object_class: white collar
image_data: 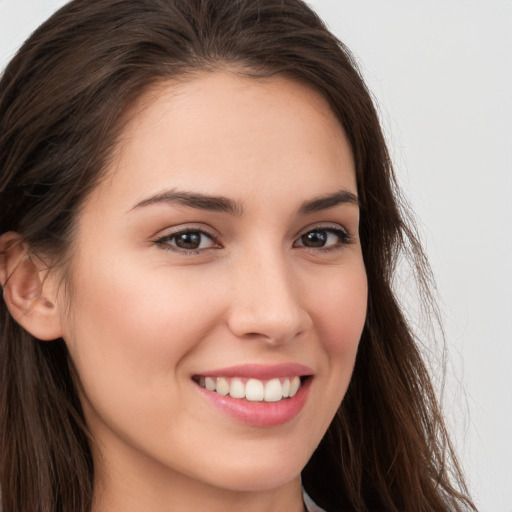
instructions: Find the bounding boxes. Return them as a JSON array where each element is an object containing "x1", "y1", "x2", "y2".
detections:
[{"x1": 302, "y1": 487, "x2": 328, "y2": 512}]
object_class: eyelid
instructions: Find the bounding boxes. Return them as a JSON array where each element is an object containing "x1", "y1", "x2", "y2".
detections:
[
  {"x1": 296, "y1": 222, "x2": 352, "y2": 237},
  {"x1": 154, "y1": 225, "x2": 221, "y2": 253},
  {"x1": 152, "y1": 222, "x2": 354, "y2": 255},
  {"x1": 293, "y1": 223, "x2": 354, "y2": 249}
]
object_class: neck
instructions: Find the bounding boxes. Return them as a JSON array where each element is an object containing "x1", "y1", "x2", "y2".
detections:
[{"x1": 93, "y1": 473, "x2": 306, "y2": 512}]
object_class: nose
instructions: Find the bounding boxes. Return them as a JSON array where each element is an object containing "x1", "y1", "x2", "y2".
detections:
[{"x1": 226, "y1": 250, "x2": 312, "y2": 345}]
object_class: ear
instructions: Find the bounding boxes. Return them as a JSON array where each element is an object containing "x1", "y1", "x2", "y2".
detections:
[{"x1": 0, "y1": 232, "x2": 63, "y2": 341}]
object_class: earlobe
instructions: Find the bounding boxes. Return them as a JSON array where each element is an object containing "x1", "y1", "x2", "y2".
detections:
[{"x1": 0, "y1": 232, "x2": 63, "y2": 341}]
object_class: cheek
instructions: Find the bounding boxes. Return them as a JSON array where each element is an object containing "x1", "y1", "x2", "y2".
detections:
[
  {"x1": 295, "y1": 261, "x2": 367, "y2": 446},
  {"x1": 62, "y1": 257, "x2": 225, "y2": 390},
  {"x1": 306, "y1": 259, "x2": 367, "y2": 423},
  {"x1": 309, "y1": 263, "x2": 367, "y2": 356},
  {"x1": 60, "y1": 259, "x2": 231, "y2": 452}
]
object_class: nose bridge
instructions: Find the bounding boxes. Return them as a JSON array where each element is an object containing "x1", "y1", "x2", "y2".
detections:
[{"x1": 227, "y1": 243, "x2": 310, "y2": 343}]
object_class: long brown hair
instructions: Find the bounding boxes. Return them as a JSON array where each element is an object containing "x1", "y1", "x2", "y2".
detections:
[{"x1": 0, "y1": 1, "x2": 476, "y2": 510}]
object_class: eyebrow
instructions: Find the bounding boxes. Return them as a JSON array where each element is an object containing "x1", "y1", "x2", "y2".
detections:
[
  {"x1": 130, "y1": 190, "x2": 244, "y2": 215},
  {"x1": 130, "y1": 188, "x2": 359, "y2": 215},
  {"x1": 298, "y1": 189, "x2": 360, "y2": 215}
]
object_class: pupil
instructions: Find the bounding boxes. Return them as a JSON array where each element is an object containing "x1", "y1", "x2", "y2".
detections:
[
  {"x1": 302, "y1": 230, "x2": 326, "y2": 247},
  {"x1": 176, "y1": 232, "x2": 201, "y2": 249}
]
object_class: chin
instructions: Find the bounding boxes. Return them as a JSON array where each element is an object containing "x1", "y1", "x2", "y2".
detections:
[{"x1": 194, "y1": 450, "x2": 308, "y2": 492}]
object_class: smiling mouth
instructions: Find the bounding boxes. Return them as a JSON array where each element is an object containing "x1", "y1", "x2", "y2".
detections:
[{"x1": 192, "y1": 375, "x2": 310, "y2": 403}]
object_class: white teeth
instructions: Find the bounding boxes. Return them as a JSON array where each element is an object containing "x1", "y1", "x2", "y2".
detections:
[
  {"x1": 289, "y1": 376, "x2": 300, "y2": 397},
  {"x1": 216, "y1": 377, "x2": 229, "y2": 396},
  {"x1": 205, "y1": 377, "x2": 216, "y2": 391},
  {"x1": 229, "y1": 377, "x2": 245, "y2": 399},
  {"x1": 282, "y1": 378, "x2": 290, "y2": 397},
  {"x1": 245, "y1": 378, "x2": 265, "y2": 401},
  {"x1": 197, "y1": 375, "x2": 304, "y2": 402},
  {"x1": 264, "y1": 378, "x2": 283, "y2": 402}
]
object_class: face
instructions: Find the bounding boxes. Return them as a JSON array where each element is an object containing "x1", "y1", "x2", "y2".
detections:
[{"x1": 57, "y1": 72, "x2": 367, "y2": 500}]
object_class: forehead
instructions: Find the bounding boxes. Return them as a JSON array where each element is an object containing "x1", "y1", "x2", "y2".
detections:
[{"x1": 93, "y1": 71, "x2": 356, "y2": 211}]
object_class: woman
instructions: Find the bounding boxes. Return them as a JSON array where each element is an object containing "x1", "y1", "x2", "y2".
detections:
[{"x1": 0, "y1": 0, "x2": 477, "y2": 510}]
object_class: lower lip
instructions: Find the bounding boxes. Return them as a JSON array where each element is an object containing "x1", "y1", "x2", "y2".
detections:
[{"x1": 194, "y1": 378, "x2": 312, "y2": 427}]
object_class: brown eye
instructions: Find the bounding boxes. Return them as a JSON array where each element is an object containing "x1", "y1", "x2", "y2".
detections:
[
  {"x1": 156, "y1": 229, "x2": 218, "y2": 253},
  {"x1": 301, "y1": 230, "x2": 328, "y2": 247},
  {"x1": 175, "y1": 232, "x2": 202, "y2": 249},
  {"x1": 295, "y1": 227, "x2": 351, "y2": 249}
]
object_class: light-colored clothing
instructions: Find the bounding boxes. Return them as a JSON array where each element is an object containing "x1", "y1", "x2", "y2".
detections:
[{"x1": 302, "y1": 487, "x2": 328, "y2": 512}]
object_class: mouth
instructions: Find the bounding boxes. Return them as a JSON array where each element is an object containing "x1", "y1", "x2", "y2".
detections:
[
  {"x1": 192, "y1": 375, "x2": 310, "y2": 403},
  {"x1": 191, "y1": 364, "x2": 313, "y2": 427}
]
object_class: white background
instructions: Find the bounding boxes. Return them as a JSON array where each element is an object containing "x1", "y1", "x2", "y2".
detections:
[{"x1": 1, "y1": 1, "x2": 511, "y2": 510}]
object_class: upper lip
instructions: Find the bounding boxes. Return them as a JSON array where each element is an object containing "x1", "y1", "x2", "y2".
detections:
[{"x1": 195, "y1": 363, "x2": 314, "y2": 380}]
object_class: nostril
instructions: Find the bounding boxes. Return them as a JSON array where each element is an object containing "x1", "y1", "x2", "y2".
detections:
[{"x1": 227, "y1": 302, "x2": 312, "y2": 344}]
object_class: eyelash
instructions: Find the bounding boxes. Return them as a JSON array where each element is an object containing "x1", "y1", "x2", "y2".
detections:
[
  {"x1": 293, "y1": 226, "x2": 353, "y2": 252},
  {"x1": 154, "y1": 227, "x2": 220, "y2": 254},
  {"x1": 154, "y1": 225, "x2": 353, "y2": 255}
]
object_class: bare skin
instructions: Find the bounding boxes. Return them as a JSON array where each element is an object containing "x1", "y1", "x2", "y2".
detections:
[{"x1": 1, "y1": 72, "x2": 367, "y2": 512}]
